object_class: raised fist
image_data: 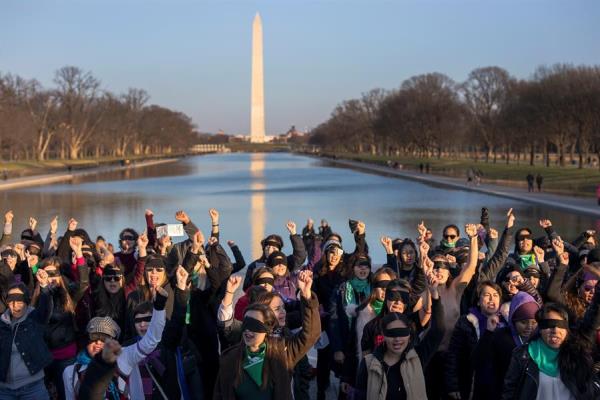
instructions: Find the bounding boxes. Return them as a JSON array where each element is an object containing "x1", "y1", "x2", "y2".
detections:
[{"x1": 175, "y1": 210, "x2": 190, "y2": 225}]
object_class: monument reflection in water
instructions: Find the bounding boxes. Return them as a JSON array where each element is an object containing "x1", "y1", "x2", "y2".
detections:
[{"x1": 250, "y1": 153, "x2": 266, "y2": 260}]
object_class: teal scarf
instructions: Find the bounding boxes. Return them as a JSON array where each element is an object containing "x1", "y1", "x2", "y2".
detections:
[
  {"x1": 76, "y1": 350, "x2": 92, "y2": 366},
  {"x1": 372, "y1": 299, "x2": 384, "y2": 315},
  {"x1": 345, "y1": 278, "x2": 370, "y2": 306},
  {"x1": 519, "y1": 254, "x2": 536, "y2": 270},
  {"x1": 244, "y1": 342, "x2": 267, "y2": 387},
  {"x1": 528, "y1": 338, "x2": 559, "y2": 377},
  {"x1": 350, "y1": 277, "x2": 370, "y2": 294},
  {"x1": 441, "y1": 239, "x2": 456, "y2": 249}
]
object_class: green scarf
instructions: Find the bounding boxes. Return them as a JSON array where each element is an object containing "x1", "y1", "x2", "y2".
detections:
[
  {"x1": 345, "y1": 278, "x2": 370, "y2": 307},
  {"x1": 244, "y1": 342, "x2": 267, "y2": 387},
  {"x1": 372, "y1": 299, "x2": 384, "y2": 315},
  {"x1": 441, "y1": 239, "x2": 456, "y2": 249},
  {"x1": 528, "y1": 338, "x2": 559, "y2": 377},
  {"x1": 350, "y1": 277, "x2": 370, "y2": 294},
  {"x1": 519, "y1": 254, "x2": 536, "y2": 270},
  {"x1": 31, "y1": 264, "x2": 39, "y2": 276}
]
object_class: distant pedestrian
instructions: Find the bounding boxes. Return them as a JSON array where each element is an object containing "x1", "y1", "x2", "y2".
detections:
[
  {"x1": 536, "y1": 173, "x2": 543, "y2": 192},
  {"x1": 467, "y1": 168, "x2": 474, "y2": 185},
  {"x1": 419, "y1": 163, "x2": 424, "y2": 173},
  {"x1": 2, "y1": 169, "x2": 7, "y2": 181},
  {"x1": 425, "y1": 163, "x2": 430, "y2": 174},
  {"x1": 596, "y1": 184, "x2": 600, "y2": 206},
  {"x1": 475, "y1": 169, "x2": 483, "y2": 186},
  {"x1": 526, "y1": 173, "x2": 534, "y2": 192}
]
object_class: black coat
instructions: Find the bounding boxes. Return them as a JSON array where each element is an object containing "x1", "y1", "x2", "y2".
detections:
[
  {"x1": 0, "y1": 287, "x2": 53, "y2": 383},
  {"x1": 472, "y1": 327, "x2": 519, "y2": 400},
  {"x1": 445, "y1": 314, "x2": 478, "y2": 398}
]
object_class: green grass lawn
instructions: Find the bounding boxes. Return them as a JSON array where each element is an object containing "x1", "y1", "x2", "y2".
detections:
[
  {"x1": 226, "y1": 142, "x2": 290, "y2": 152},
  {"x1": 325, "y1": 152, "x2": 600, "y2": 196},
  {"x1": 0, "y1": 153, "x2": 184, "y2": 178}
]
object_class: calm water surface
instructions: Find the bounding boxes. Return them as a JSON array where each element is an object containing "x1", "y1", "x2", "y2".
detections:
[{"x1": 2, "y1": 153, "x2": 598, "y2": 263}]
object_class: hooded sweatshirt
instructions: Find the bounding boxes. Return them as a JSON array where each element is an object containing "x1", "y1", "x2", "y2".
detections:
[
  {"x1": 508, "y1": 292, "x2": 540, "y2": 346},
  {"x1": 0, "y1": 307, "x2": 45, "y2": 389}
]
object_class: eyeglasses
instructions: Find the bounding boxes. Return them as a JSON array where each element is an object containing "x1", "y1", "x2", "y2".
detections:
[
  {"x1": 443, "y1": 234, "x2": 457, "y2": 240},
  {"x1": 583, "y1": 285, "x2": 596, "y2": 293},
  {"x1": 121, "y1": 236, "x2": 135, "y2": 241},
  {"x1": 505, "y1": 275, "x2": 521, "y2": 283},
  {"x1": 103, "y1": 275, "x2": 121, "y2": 282}
]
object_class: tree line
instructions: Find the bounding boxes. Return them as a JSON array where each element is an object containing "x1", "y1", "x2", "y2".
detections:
[
  {"x1": 309, "y1": 64, "x2": 600, "y2": 169},
  {"x1": 0, "y1": 66, "x2": 199, "y2": 161}
]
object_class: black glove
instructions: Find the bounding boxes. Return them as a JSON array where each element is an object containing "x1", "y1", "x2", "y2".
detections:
[{"x1": 153, "y1": 290, "x2": 168, "y2": 311}]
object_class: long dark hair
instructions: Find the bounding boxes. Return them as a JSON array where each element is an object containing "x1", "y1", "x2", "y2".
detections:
[
  {"x1": 357, "y1": 267, "x2": 397, "y2": 313},
  {"x1": 31, "y1": 261, "x2": 76, "y2": 314},
  {"x1": 398, "y1": 239, "x2": 419, "y2": 268},
  {"x1": 532, "y1": 303, "x2": 598, "y2": 397},
  {"x1": 233, "y1": 303, "x2": 286, "y2": 390},
  {"x1": 318, "y1": 245, "x2": 350, "y2": 278}
]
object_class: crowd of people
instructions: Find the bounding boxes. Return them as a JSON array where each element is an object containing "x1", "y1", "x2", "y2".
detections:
[{"x1": 1, "y1": 206, "x2": 600, "y2": 400}]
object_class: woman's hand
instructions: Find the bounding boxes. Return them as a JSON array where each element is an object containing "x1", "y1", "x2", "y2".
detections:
[{"x1": 297, "y1": 270, "x2": 313, "y2": 299}]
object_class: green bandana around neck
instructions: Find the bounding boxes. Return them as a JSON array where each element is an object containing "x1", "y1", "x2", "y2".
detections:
[
  {"x1": 528, "y1": 338, "x2": 559, "y2": 377},
  {"x1": 519, "y1": 254, "x2": 536, "y2": 270},
  {"x1": 441, "y1": 239, "x2": 456, "y2": 249},
  {"x1": 350, "y1": 277, "x2": 370, "y2": 294},
  {"x1": 244, "y1": 342, "x2": 267, "y2": 387},
  {"x1": 372, "y1": 299, "x2": 384, "y2": 315},
  {"x1": 31, "y1": 264, "x2": 39, "y2": 276}
]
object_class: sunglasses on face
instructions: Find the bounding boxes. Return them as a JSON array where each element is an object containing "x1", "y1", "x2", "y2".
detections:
[
  {"x1": 134, "y1": 315, "x2": 152, "y2": 324},
  {"x1": 103, "y1": 275, "x2": 122, "y2": 282},
  {"x1": 443, "y1": 234, "x2": 457, "y2": 240},
  {"x1": 45, "y1": 270, "x2": 60, "y2": 278},
  {"x1": 583, "y1": 285, "x2": 596, "y2": 293},
  {"x1": 121, "y1": 236, "x2": 135, "y2": 241}
]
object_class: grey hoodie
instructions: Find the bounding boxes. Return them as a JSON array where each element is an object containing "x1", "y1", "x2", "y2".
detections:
[{"x1": 0, "y1": 307, "x2": 45, "y2": 389}]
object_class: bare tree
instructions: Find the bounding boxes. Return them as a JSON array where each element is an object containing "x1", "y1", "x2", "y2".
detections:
[
  {"x1": 461, "y1": 66, "x2": 513, "y2": 162},
  {"x1": 54, "y1": 66, "x2": 104, "y2": 159}
]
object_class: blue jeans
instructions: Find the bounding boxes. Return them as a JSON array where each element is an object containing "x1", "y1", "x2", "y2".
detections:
[{"x1": 0, "y1": 379, "x2": 49, "y2": 400}]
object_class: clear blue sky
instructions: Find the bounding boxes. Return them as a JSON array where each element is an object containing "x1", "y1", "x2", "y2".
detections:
[{"x1": 2, "y1": 0, "x2": 599, "y2": 135}]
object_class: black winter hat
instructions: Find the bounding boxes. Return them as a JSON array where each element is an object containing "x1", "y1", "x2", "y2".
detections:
[
  {"x1": 261, "y1": 234, "x2": 283, "y2": 250},
  {"x1": 266, "y1": 251, "x2": 288, "y2": 268}
]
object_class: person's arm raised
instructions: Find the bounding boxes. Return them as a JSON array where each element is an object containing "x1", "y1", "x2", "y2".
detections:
[
  {"x1": 453, "y1": 223, "x2": 479, "y2": 287},
  {"x1": 209, "y1": 208, "x2": 220, "y2": 240}
]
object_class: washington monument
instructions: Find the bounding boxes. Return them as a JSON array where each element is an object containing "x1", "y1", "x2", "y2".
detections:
[{"x1": 250, "y1": 13, "x2": 265, "y2": 143}]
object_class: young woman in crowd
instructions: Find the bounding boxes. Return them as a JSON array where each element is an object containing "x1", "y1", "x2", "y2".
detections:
[
  {"x1": 502, "y1": 302, "x2": 600, "y2": 399},
  {"x1": 354, "y1": 268, "x2": 445, "y2": 400},
  {"x1": 0, "y1": 274, "x2": 52, "y2": 399},
  {"x1": 472, "y1": 291, "x2": 540, "y2": 400},
  {"x1": 30, "y1": 249, "x2": 89, "y2": 400},
  {"x1": 421, "y1": 223, "x2": 479, "y2": 399},
  {"x1": 328, "y1": 254, "x2": 374, "y2": 397},
  {"x1": 213, "y1": 270, "x2": 320, "y2": 399}
]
